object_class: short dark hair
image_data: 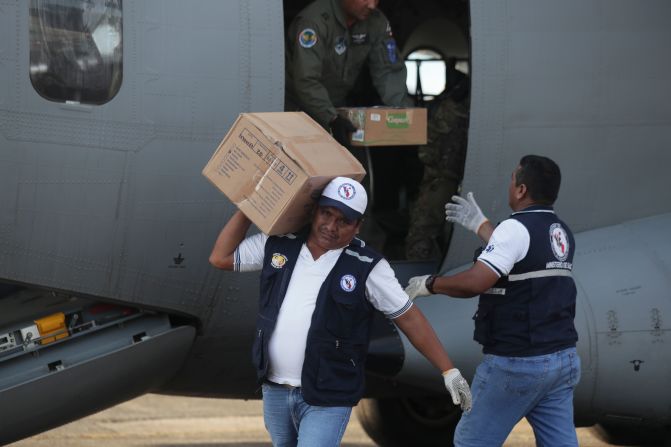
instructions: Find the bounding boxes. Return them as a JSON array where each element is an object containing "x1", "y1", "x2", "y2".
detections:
[{"x1": 515, "y1": 155, "x2": 561, "y2": 205}]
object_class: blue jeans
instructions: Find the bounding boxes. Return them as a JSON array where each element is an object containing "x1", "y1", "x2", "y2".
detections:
[
  {"x1": 455, "y1": 347, "x2": 581, "y2": 447},
  {"x1": 261, "y1": 381, "x2": 352, "y2": 447}
]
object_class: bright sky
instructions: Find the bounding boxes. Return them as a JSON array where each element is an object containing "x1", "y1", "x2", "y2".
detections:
[{"x1": 405, "y1": 49, "x2": 446, "y2": 96}]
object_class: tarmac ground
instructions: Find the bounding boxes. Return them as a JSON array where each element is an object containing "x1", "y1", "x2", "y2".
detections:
[{"x1": 9, "y1": 394, "x2": 616, "y2": 447}]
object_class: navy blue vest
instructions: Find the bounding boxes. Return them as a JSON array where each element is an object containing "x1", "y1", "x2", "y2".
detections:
[
  {"x1": 251, "y1": 231, "x2": 382, "y2": 406},
  {"x1": 474, "y1": 206, "x2": 578, "y2": 356}
]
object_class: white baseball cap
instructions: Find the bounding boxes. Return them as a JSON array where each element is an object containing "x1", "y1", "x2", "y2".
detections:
[{"x1": 318, "y1": 176, "x2": 367, "y2": 221}]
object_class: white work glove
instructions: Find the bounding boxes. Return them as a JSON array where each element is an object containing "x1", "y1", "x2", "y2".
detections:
[
  {"x1": 445, "y1": 192, "x2": 488, "y2": 234},
  {"x1": 404, "y1": 275, "x2": 431, "y2": 301},
  {"x1": 443, "y1": 368, "x2": 472, "y2": 412}
]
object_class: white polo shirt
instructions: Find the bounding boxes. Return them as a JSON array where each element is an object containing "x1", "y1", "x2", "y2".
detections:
[
  {"x1": 477, "y1": 219, "x2": 530, "y2": 277},
  {"x1": 234, "y1": 233, "x2": 412, "y2": 387}
]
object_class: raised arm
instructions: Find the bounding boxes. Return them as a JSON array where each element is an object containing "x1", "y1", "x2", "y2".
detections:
[
  {"x1": 445, "y1": 192, "x2": 493, "y2": 243},
  {"x1": 209, "y1": 210, "x2": 252, "y2": 271}
]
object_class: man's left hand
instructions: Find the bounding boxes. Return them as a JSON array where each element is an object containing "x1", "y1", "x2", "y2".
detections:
[
  {"x1": 442, "y1": 368, "x2": 472, "y2": 412},
  {"x1": 405, "y1": 275, "x2": 431, "y2": 300},
  {"x1": 445, "y1": 192, "x2": 488, "y2": 234}
]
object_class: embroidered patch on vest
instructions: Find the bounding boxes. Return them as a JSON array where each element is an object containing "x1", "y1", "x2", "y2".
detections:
[
  {"x1": 340, "y1": 274, "x2": 357, "y2": 292},
  {"x1": 298, "y1": 28, "x2": 317, "y2": 48},
  {"x1": 549, "y1": 223, "x2": 569, "y2": 261},
  {"x1": 270, "y1": 253, "x2": 288, "y2": 269}
]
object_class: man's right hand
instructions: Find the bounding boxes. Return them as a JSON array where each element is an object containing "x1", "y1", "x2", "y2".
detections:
[
  {"x1": 330, "y1": 116, "x2": 357, "y2": 147},
  {"x1": 445, "y1": 192, "x2": 488, "y2": 234}
]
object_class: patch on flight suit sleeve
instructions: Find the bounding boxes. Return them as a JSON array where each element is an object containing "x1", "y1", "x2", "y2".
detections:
[
  {"x1": 385, "y1": 39, "x2": 398, "y2": 64},
  {"x1": 385, "y1": 21, "x2": 393, "y2": 37},
  {"x1": 298, "y1": 28, "x2": 318, "y2": 48}
]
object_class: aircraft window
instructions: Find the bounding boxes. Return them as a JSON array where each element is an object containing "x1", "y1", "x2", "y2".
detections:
[
  {"x1": 405, "y1": 49, "x2": 446, "y2": 100},
  {"x1": 29, "y1": 0, "x2": 123, "y2": 105}
]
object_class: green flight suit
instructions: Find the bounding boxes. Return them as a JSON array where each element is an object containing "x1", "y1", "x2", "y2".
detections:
[{"x1": 285, "y1": 0, "x2": 412, "y2": 129}]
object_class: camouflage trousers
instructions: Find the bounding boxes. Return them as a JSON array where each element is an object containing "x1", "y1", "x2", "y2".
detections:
[
  {"x1": 405, "y1": 171, "x2": 459, "y2": 261},
  {"x1": 405, "y1": 97, "x2": 467, "y2": 261}
]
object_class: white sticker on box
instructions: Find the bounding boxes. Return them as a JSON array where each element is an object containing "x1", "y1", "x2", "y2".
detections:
[
  {"x1": 352, "y1": 129, "x2": 365, "y2": 142},
  {"x1": 370, "y1": 113, "x2": 381, "y2": 122}
]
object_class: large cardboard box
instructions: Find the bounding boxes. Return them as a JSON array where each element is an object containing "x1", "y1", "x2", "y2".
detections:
[
  {"x1": 338, "y1": 107, "x2": 427, "y2": 146},
  {"x1": 203, "y1": 112, "x2": 366, "y2": 235}
]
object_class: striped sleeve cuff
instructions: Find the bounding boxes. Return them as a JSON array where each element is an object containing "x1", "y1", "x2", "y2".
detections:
[
  {"x1": 387, "y1": 300, "x2": 413, "y2": 320},
  {"x1": 233, "y1": 248, "x2": 241, "y2": 272},
  {"x1": 478, "y1": 259, "x2": 503, "y2": 277}
]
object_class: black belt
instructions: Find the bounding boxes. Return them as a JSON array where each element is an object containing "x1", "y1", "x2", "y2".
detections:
[{"x1": 265, "y1": 379, "x2": 300, "y2": 389}]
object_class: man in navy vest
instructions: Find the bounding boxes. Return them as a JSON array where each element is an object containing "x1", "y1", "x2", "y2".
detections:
[
  {"x1": 210, "y1": 176, "x2": 471, "y2": 447},
  {"x1": 406, "y1": 155, "x2": 580, "y2": 446}
]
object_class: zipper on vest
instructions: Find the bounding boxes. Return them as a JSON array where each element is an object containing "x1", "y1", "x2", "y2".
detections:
[{"x1": 334, "y1": 339, "x2": 356, "y2": 366}]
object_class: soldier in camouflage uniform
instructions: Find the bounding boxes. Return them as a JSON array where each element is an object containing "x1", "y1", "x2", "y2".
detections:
[
  {"x1": 406, "y1": 71, "x2": 469, "y2": 261},
  {"x1": 285, "y1": 0, "x2": 413, "y2": 145}
]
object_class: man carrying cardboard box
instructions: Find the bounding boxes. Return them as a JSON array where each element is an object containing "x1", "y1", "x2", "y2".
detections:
[
  {"x1": 202, "y1": 112, "x2": 367, "y2": 236},
  {"x1": 209, "y1": 176, "x2": 471, "y2": 447}
]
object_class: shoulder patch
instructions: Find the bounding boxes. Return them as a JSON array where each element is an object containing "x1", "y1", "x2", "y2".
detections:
[
  {"x1": 298, "y1": 28, "x2": 318, "y2": 48},
  {"x1": 549, "y1": 223, "x2": 570, "y2": 261}
]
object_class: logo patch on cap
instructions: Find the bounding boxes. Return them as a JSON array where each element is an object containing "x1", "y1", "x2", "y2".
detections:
[
  {"x1": 338, "y1": 183, "x2": 356, "y2": 201},
  {"x1": 298, "y1": 28, "x2": 317, "y2": 48},
  {"x1": 340, "y1": 274, "x2": 357, "y2": 292},
  {"x1": 271, "y1": 253, "x2": 288, "y2": 269},
  {"x1": 549, "y1": 223, "x2": 569, "y2": 261}
]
